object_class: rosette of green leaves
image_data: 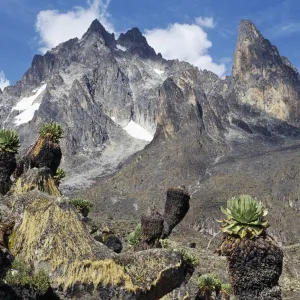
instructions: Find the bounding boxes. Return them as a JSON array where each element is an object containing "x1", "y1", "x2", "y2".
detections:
[
  {"x1": 0, "y1": 129, "x2": 20, "y2": 153},
  {"x1": 54, "y1": 168, "x2": 65, "y2": 181},
  {"x1": 39, "y1": 122, "x2": 63, "y2": 142},
  {"x1": 219, "y1": 195, "x2": 269, "y2": 238}
]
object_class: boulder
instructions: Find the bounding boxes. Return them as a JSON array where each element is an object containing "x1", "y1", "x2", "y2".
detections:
[{"x1": 6, "y1": 189, "x2": 186, "y2": 299}]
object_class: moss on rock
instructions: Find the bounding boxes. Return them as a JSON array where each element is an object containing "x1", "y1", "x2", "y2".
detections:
[
  {"x1": 10, "y1": 167, "x2": 61, "y2": 197},
  {"x1": 8, "y1": 192, "x2": 185, "y2": 298}
]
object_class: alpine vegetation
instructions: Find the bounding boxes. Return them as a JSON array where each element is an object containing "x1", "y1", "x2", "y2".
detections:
[
  {"x1": 217, "y1": 195, "x2": 283, "y2": 300},
  {"x1": 15, "y1": 122, "x2": 64, "y2": 178},
  {"x1": 0, "y1": 129, "x2": 20, "y2": 194}
]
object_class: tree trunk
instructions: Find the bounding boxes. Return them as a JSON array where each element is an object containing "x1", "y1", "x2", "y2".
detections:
[
  {"x1": 28, "y1": 137, "x2": 62, "y2": 175},
  {"x1": 218, "y1": 234, "x2": 283, "y2": 300},
  {"x1": 162, "y1": 187, "x2": 190, "y2": 238},
  {"x1": 0, "y1": 152, "x2": 16, "y2": 195}
]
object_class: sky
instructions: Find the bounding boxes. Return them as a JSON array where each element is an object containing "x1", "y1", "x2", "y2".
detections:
[{"x1": 1, "y1": 0, "x2": 300, "y2": 89}]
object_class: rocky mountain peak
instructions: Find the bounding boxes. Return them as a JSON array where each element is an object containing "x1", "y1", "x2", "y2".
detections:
[
  {"x1": 232, "y1": 20, "x2": 300, "y2": 125},
  {"x1": 82, "y1": 18, "x2": 116, "y2": 47},
  {"x1": 117, "y1": 27, "x2": 156, "y2": 58},
  {"x1": 236, "y1": 20, "x2": 264, "y2": 44}
]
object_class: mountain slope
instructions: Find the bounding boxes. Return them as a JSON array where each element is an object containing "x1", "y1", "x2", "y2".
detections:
[{"x1": 76, "y1": 20, "x2": 300, "y2": 249}]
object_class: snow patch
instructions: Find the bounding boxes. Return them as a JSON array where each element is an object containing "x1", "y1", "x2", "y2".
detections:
[
  {"x1": 14, "y1": 104, "x2": 41, "y2": 126},
  {"x1": 123, "y1": 120, "x2": 154, "y2": 142},
  {"x1": 116, "y1": 44, "x2": 127, "y2": 51},
  {"x1": 153, "y1": 68, "x2": 164, "y2": 75},
  {"x1": 13, "y1": 84, "x2": 47, "y2": 125}
]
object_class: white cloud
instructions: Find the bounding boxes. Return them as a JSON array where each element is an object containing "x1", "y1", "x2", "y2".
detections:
[
  {"x1": 0, "y1": 71, "x2": 10, "y2": 90},
  {"x1": 36, "y1": 0, "x2": 114, "y2": 53},
  {"x1": 196, "y1": 17, "x2": 215, "y2": 29},
  {"x1": 144, "y1": 21, "x2": 226, "y2": 77}
]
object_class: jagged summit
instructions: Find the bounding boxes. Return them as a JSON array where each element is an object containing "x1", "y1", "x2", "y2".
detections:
[
  {"x1": 232, "y1": 19, "x2": 300, "y2": 125},
  {"x1": 117, "y1": 27, "x2": 157, "y2": 58},
  {"x1": 82, "y1": 19, "x2": 116, "y2": 47},
  {"x1": 237, "y1": 20, "x2": 265, "y2": 43}
]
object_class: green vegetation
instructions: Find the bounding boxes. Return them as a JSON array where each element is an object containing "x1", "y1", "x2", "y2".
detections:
[
  {"x1": 54, "y1": 167, "x2": 65, "y2": 181},
  {"x1": 127, "y1": 223, "x2": 142, "y2": 246},
  {"x1": 221, "y1": 283, "x2": 232, "y2": 297},
  {"x1": 0, "y1": 129, "x2": 20, "y2": 153},
  {"x1": 219, "y1": 195, "x2": 269, "y2": 238},
  {"x1": 4, "y1": 259, "x2": 50, "y2": 294},
  {"x1": 198, "y1": 274, "x2": 228, "y2": 299},
  {"x1": 161, "y1": 239, "x2": 169, "y2": 248},
  {"x1": 38, "y1": 122, "x2": 64, "y2": 142},
  {"x1": 70, "y1": 198, "x2": 93, "y2": 217},
  {"x1": 179, "y1": 249, "x2": 199, "y2": 267}
]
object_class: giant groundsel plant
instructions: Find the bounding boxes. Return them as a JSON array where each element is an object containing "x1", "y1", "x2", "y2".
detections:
[{"x1": 219, "y1": 195, "x2": 269, "y2": 238}]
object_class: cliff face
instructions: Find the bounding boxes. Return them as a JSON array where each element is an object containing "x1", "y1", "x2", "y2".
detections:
[{"x1": 232, "y1": 20, "x2": 300, "y2": 125}]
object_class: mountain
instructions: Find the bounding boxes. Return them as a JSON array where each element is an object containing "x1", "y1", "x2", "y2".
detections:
[
  {"x1": 1, "y1": 18, "x2": 300, "y2": 296},
  {"x1": 73, "y1": 20, "x2": 300, "y2": 243},
  {"x1": 0, "y1": 19, "x2": 169, "y2": 190}
]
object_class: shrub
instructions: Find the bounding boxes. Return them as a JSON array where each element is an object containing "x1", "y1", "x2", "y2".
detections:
[
  {"x1": 180, "y1": 249, "x2": 199, "y2": 267},
  {"x1": 0, "y1": 129, "x2": 20, "y2": 153},
  {"x1": 221, "y1": 283, "x2": 232, "y2": 296},
  {"x1": 198, "y1": 274, "x2": 222, "y2": 298},
  {"x1": 70, "y1": 198, "x2": 93, "y2": 217},
  {"x1": 161, "y1": 239, "x2": 169, "y2": 248},
  {"x1": 4, "y1": 259, "x2": 50, "y2": 295},
  {"x1": 128, "y1": 223, "x2": 142, "y2": 246},
  {"x1": 39, "y1": 122, "x2": 64, "y2": 142},
  {"x1": 53, "y1": 168, "x2": 65, "y2": 181}
]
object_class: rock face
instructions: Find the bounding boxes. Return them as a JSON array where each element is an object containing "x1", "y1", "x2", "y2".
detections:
[{"x1": 232, "y1": 20, "x2": 300, "y2": 125}]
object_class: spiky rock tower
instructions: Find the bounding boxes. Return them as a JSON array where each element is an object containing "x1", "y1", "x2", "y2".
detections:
[
  {"x1": 217, "y1": 195, "x2": 283, "y2": 300},
  {"x1": 28, "y1": 122, "x2": 63, "y2": 176},
  {"x1": 0, "y1": 129, "x2": 20, "y2": 194},
  {"x1": 161, "y1": 187, "x2": 190, "y2": 238}
]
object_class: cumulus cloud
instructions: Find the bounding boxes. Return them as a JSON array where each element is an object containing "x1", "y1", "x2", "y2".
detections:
[
  {"x1": 36, "y1": 0, "x2": 114, "y2": 53},
  {"x1": 196, "y1": 17, "x2": 215, "y2": 28},
  {"x1": 0, "y1": 71, "x2": 10, "y2": 90},
  {"x1": 144, "y1": 20, "x2": 226, "y2": 77}
]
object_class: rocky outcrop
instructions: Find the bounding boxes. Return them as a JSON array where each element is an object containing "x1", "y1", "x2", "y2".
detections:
[
  {"x1": 2, "y1": 165, "x2": 187, "y2": 299},
  {"x1": 117, "y1": 28, "x2": 157, "y2": 59},
  {"x1": 10, "y1": 167, "x2": 61, "y2": 197},
  {"x1": 232, "y1": 20, "x2": 300, "y2": 125}
]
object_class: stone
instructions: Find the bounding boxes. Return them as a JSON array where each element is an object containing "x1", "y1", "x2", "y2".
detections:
[{"x1": 104, "y1": 235, "x2": 123, "y2": 254}]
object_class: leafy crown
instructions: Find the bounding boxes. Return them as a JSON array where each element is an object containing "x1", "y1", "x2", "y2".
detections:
[
  {"x1": 39, "y1": 122, "x2": 64, "y2": 142},
  {"x1": 219, "y1": 195, "x2": 269, "y2": 238},
  {"x1": 0, "y1": 129, "x2": 20, "y2": 153}
]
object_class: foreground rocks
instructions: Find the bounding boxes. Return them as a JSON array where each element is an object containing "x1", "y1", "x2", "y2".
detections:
[{"x1": 0, "y1": 167, "x2": 187, "y2": 299}]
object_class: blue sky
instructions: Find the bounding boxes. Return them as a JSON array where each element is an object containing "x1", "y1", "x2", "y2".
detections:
[{"x1": 1, "y1": 0, "x2": 300, "y2": 88}]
